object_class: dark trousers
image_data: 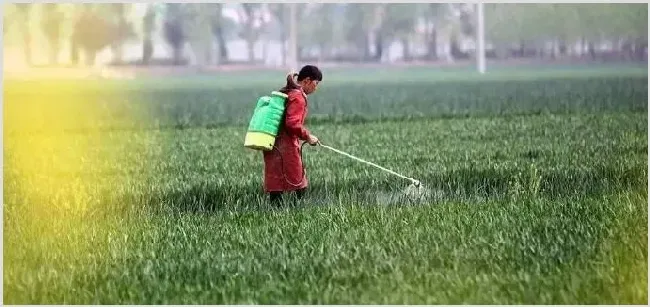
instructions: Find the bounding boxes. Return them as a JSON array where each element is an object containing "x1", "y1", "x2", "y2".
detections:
[{"x1": 269, "y1": 188, "x2": 306, "y2": 206}]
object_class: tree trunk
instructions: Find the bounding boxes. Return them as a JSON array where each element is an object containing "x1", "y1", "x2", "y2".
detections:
[
  {"x1": 318, "y1": 43, "x2": 326, "y2": 62},
  {"x1": 114, "y1": 4, "x2": 126, "y2": 64},
  {"x1": 635, "y1": 37, "x2": 647, "y2": 61},
  {"x1": 247, "y1": 38, "x2": 255, "y2": 63},
  {"x1": 23, "y1": 30, "x2": 32, "y2": 66},
  {"x1": 450, "y1": 36, "x2": 461, "y2": 59},
  {"x1": 202, "y1": 40, "x2": 212, "y2": 66},
  {"x1": 402, "y1": 38, "x2": 411, "y2": 62},
  {"x1": 280, "y1": 29, "x2": 287, "y2": 66},
  {"x1": 363, "y1": 32, "x2": 371, "y2": 62},
  {"x1": 49, "y1": 40, "x2": 59, "y2": 65},
  {"x1": 142, "y1": 37, "x2": 153, "y2": 65},
  {"x1": 173, "y1": 46, "x2": 183, "y2": 65},
  {"x1": 374, "y1": 32, "x2": 383, "y2": 62},
  {"x1": 427, "y1": 28, "x2": 437, "y2": 60},
  {"x1": 208, "y1": 43, "x2": 213, "y2": 65},
  {"x1": 17, "y1": 5, "x2": 33, "y2": 66},
  {"x1": 621, "y1": 38, "x2": 632, "y2": 60},
  {"x1": 214, "y1": 26, "x2": 228, "y2": 63},
  {"x1": 550, "y1": 40, "x2": 556, "y2": 59},
  {"x1": 262, "y1": 39, "x2": 269, "y2": 64},
  {"x1": 85, "y1": 49, "x2": 96, "y2": 66},
  {"x1": 558, "y1": 40, "x2": 567, "y2": 56},
  {"x1": 495, "y1": 43, "x2": 507, "y2": 59},
  {"x1": 588, "y1": 42, "x2": 596, "y2": 60},
  {"x1": 210, "y1": 3, "x2": 228, "y2": 64},
  {"x1": 71, "y1": 37, "x2": 79, "y2": 65},
  {"x1": 111, "y1": 43, "x2": 123, "y2": 65},
  {"x1": 142, "y1": 5, "x2": 155, "y2": 65},
  {"x1": 112, "y1": 20, "x2": 126, "y2": 64}
]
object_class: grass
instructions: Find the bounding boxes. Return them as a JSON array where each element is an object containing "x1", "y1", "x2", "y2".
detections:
[
  {"x1": 6, "y1": 192, "x2": 646, "y2": 304},
  {"x1": 3, "y1": 65, "x2": 648, "y2": 304}
]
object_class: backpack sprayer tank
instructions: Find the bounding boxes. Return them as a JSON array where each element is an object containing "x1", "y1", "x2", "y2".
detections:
[{"x1": 244, "y1": 91, "x2": 288, "y2": 151}]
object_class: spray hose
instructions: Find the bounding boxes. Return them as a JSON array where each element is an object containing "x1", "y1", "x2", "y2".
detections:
[{"x1": 272, "y1": 141, "x2": 309, "y2": 188}]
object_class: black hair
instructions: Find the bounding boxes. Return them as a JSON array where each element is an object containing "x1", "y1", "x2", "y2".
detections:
[
  {"x1": 280, "y1": 65, "x2": 322, "y2": 93},
  {"x1": 297, "y1": 65, "x2": 322, "y2": 82}
]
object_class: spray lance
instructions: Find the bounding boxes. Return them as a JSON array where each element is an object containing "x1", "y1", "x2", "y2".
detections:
[{"x1": 316, "y1": 141, "x2": 423, "y2": 189}]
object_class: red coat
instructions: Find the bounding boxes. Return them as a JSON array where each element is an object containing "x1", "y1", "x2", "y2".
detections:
[{"x1": 263, "y1": 89, "x2": 311, "y2": 192}]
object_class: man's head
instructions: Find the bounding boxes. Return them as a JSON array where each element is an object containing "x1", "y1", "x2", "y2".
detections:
[{"x1": 296, "y1": 65, "x2": 322, "y2": 95}]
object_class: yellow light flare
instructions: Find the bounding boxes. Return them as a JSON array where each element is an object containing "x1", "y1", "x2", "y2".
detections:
[{"x1": 4, "y1": 72, "x2": 147, "y2": 301}]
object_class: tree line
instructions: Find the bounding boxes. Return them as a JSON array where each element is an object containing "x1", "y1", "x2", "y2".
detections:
[{"x1": 4, "y1": 3, "x2": 647, "y2": 67}]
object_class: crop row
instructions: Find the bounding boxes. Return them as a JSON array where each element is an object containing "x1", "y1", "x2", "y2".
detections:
[
  {"x1": 5, "y1": 113, "x2": 646, "y2": 217},
  {"x1": 4, "y1": 76, "x2": 647, "y2": 133}
]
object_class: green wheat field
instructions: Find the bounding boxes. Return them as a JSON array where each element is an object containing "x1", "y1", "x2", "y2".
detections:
[{"x1": 3, "y1": 64, "x2": 648, "y2": 304}]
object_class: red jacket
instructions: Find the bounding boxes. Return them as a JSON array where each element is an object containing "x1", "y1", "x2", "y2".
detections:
[{"x1": 262, "y1": 89, "x2": 311, "y2": 192}]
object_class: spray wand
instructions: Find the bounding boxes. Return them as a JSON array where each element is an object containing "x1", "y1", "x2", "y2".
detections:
[{"x1": 316, "y1": 141, "x2": 422, "y2": 187}]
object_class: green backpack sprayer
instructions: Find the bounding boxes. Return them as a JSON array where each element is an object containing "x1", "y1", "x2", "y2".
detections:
[
  {"x1": 244, "y1": 91, "x2": 289, "y2": 151},
  {"x1": 244, "y1": 91, "x2": 426, "y2": 200}
]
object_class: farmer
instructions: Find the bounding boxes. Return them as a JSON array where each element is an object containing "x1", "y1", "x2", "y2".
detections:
[{"x1": 263, "y1": 65, "x2": 322, "y2": 205}]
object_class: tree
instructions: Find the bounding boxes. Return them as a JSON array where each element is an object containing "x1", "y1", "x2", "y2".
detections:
[
  {"x1": 420, "y1": 3, "x2": 450, "y2": 60},
  {"x1": 163, "y1": 3, "x2": 186, "y2": 65},
  {"x1": 183, "y1": 4, "x2": 217, "y2": 66},
  {"x1": 66, "y1": 4, "x2": 135, "y2": 66},
  {"x1": 268, "y1": 3, "x2": 288, "y2": 65},
  {"x1": 40, "y1": 3, "x2": 64, "y2": 65},
  {"x1": 211, "y1": 3, "x2": 229, "y2": 64},
  {"x1": 237, "y1": 3, "x2": 266, "y2": 63},
  {"x1": 4, "y1": 5, "x2": 16, "y2": 35},
  {"x1": 142, "y1": 4, "x2": 156, "y2": 65},
  {"x1": 15, "y1": 4, "x2": 33, "y2": 66},
  {"x1": 343, "y1": 4, "x2": 381, "y2": 61},
  {"x1": 369, "y1": 4, "x2": 387, "y2": 62},
  {"x1": 70, "y1": 5, "x2": 116, "y2": 65},
  {"x1": 485, "y1": 4, "x2": 569, "y2": 58},
  {"x1": 299, "y1": 4, "x2": 340, "y2": 61},
  {"x1": 109, "y1": 3, "x2": 133, "y2": 64},
  {"x1": 601, "y1": 4, "x2": 648, "y2": 60},
  {"x1": 550, "y1": 4, "x2": 582, "y2": 57},
  {"x1": 382, "y1": 4, "x2": 419, "y2": 61}
]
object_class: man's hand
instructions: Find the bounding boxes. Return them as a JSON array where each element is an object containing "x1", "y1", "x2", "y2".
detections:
[{"x1": 307, "y1": 134, "x2": 319, "y2": 146}]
